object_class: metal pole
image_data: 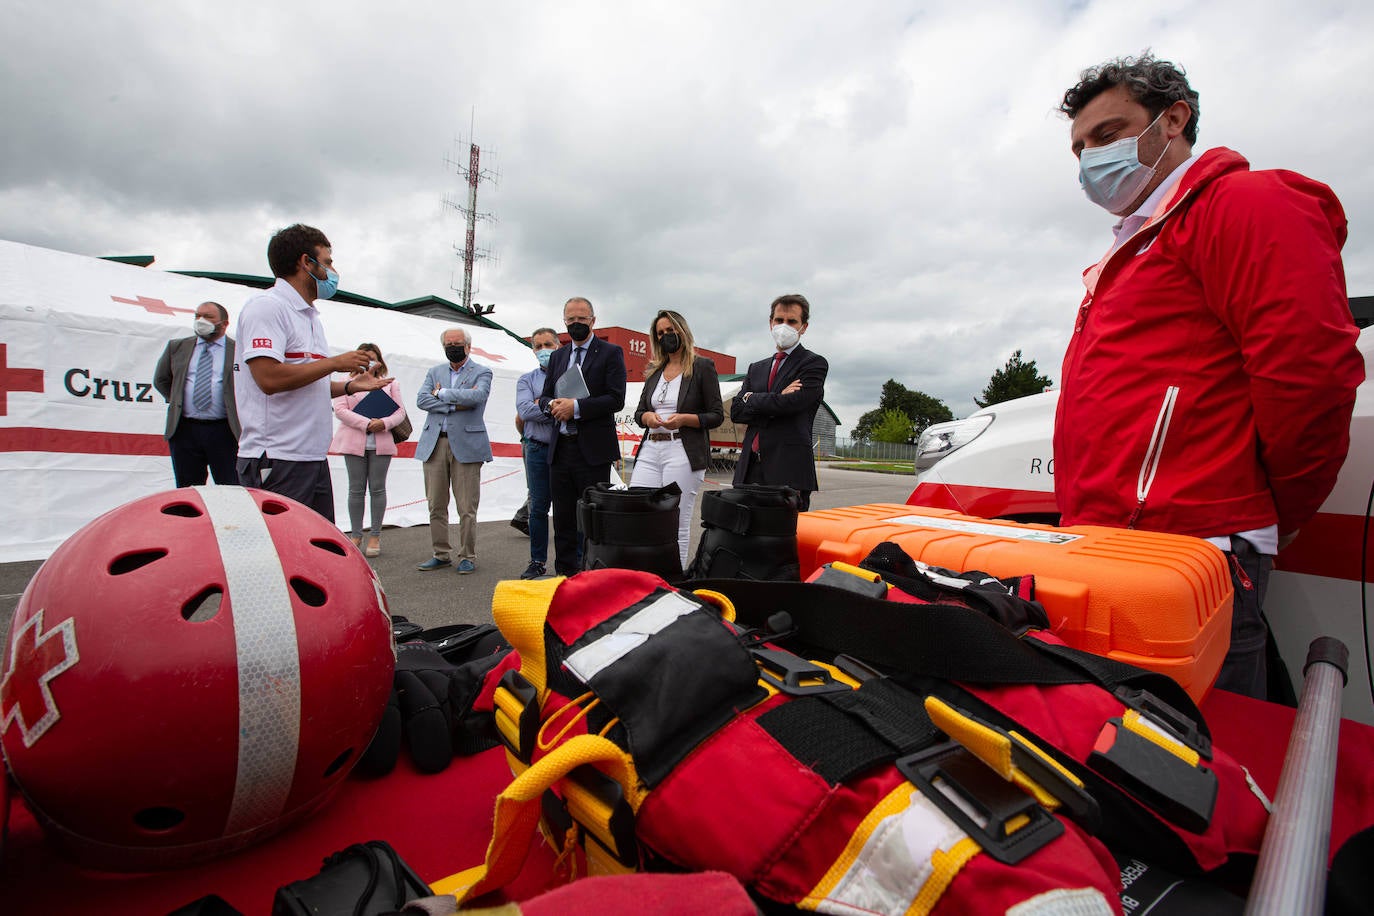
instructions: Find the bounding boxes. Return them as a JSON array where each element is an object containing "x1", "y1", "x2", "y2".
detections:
[{"x1": 1245, "y1": 637, "x2": 1349, "y2": 915}]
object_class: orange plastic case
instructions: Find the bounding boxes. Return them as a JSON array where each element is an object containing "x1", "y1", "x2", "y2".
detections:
[{"x1": 796, "y1": 504, "x2": 1232, "y2": 702}]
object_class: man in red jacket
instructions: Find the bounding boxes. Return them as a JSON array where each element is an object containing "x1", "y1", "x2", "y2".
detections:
[{"x1": 1054, "y1": 53, "x2": 1364, "y2": 700}]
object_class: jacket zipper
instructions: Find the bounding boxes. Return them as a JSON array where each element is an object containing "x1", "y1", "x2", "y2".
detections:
[{"x1": 1129, "y1": 386, "x2": 1180, "y2": 528}]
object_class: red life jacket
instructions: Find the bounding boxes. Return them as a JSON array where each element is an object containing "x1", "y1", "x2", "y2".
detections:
[{"x1": 432, "y1": 560, "x2": 1267, "y2": 913}]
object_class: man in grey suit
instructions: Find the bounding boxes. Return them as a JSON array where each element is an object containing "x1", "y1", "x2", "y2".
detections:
[
  {"x1": 153, "y1": 301, "x2": 241, "y2": 486},
  {"x1": 415, "y1": 327, "x2": 493, "y2": 574}
]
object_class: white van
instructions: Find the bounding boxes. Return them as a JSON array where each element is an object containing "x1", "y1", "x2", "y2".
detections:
[{"x1": 907, "y1": 324, "x2": 1374, "y2": 724}]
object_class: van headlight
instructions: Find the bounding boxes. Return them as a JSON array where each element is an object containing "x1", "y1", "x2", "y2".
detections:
[{"x1": 915, "y1": 415, "x2": 993, "y2": 471}]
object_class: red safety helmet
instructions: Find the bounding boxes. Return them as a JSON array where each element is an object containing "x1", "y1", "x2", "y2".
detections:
[{"x1": 0, "y1": 487, "x2": 395, "y2": 870}]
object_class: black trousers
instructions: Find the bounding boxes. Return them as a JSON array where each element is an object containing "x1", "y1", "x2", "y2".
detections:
[
  {"x1": 1212, "y1": 536, "x2": 1274, "y2": 701},
  {"x1": 169, "y1": 417, "x2": 238, "y2": 487},
  {"x1": 236, "y1": 454, "x2": 335, "y2": 523},
  {"x1": 549, "y1": 437, "x2": 610, "y2": 576}
]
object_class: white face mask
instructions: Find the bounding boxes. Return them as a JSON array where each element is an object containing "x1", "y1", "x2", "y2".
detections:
[
  {"x1": 193, "y1": 317, "x2": 217, "y2": 339},
  {"x1": 771, "y1": 323, "x2": 800, "y2": 350},
  {"x1": 1078, "y1": 108, "x2": 1171, "y2": 215}
]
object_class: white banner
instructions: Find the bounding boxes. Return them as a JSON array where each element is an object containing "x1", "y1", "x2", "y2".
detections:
[{"x1": 0, "y1": 240, "x2": 536, "y2": 562}]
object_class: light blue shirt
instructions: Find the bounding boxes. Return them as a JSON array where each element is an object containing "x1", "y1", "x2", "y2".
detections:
[
  {"x1": 517, "y1": 366, "x2": 556, "y2": 445},
  {"x1": 182, "y1": 337, "x2": 227, "y2": 420}
]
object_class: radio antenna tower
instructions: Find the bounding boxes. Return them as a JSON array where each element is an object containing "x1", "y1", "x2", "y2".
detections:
[{"x1": 443, "y1": 112, "x2": 499, "y2": 313}]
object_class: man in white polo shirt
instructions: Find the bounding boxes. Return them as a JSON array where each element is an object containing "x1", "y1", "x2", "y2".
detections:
[{"x1": 235, "y1": 224, "x2": 391, "y2": 521}]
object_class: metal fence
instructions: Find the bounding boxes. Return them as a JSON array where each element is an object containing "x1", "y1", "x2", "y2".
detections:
[{"x1": 831, "y1": 438, "x2": 918, "y2": 463}]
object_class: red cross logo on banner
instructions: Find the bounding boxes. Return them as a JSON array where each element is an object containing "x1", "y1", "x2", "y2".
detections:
[
  {"x1": 1, "y1": 609, "x2": 80, "y2": 749},
  {"x1": 111, "y1": 294, "x2": 195, "y2": 316},
  {"x1": 0, "y1": 343, "x2": 44, "y2": 417},
  {"x1": 470, "y1": 346, "x2": 507, "y2": 363}
]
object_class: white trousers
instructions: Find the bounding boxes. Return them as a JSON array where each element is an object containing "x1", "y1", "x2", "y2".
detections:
[{"x1": 629, "y1": 439, "x2": 705, "y2": 570}]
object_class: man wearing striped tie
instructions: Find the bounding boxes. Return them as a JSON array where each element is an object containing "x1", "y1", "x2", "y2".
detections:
[{"x1": 153, "y1": 301, "x2": 241, "y2": 486}]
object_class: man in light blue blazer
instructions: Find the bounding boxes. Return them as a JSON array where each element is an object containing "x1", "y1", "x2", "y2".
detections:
[{"x1": 415, "y1": 327, "x2": 493, "y2": 574}]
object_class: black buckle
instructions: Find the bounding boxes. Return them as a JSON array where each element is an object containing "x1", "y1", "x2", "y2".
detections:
[
  {"x1": 811, "y1": 564, "x2": 889, "y2": 599},
  {"x1": 561, "y1": 764, "x2": 639, "y2": 868},
  {"x1": 752, "y1": 647, "x2": 851, "y2": 696},
  {"x1": 1113, "y1": 687, "x2": 1212, "y2": 760},
  {"x1": 494, "y1": 669, "x2": 540, "y2": 764},
  {"x1": 897, "y1": 742, "x2": 1064, "y2": 865},
  {"x1": 1089, "y1": 718, "x2": 1217, "y2": 833}
]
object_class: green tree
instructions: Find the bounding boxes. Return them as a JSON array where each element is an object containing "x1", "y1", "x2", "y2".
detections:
[
  {"x1": 851, "y1": 380, "x2": 954, "y2": 442},
  {"x1": 871, "y1": 409, "x2": 914, "y2": 443},
  {"x1": 975, "y1": 350, "x2": 1053, "y2": 408}
]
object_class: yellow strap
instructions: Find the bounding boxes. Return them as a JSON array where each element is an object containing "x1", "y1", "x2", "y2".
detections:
[
  {"x1": 690, "y1": 587, "x2": 737, "y2": 623},
  {"x1": 430, "y1": 734, "x2": 641, "y2": 902},
  {"x1": 828, "y1": 561, "x2": 884, "y2": 583},
  {"x1": 1122, "y1": 709, "x2": 1201, "y2": 767},
  {"x1": 924, "y1": 697, "x2": 1068, "y2": 812},
  {"x1": 925, "y1": 696, "x2": 1014, "y2": 776},
  {"x1": 492, "y1": 577, "x2": 564, "y2": 701}
]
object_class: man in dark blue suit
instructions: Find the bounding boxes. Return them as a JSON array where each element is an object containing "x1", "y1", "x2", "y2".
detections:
[
  {"x1": 538, "y1": 297, "x2": 628, "y2": 575},
  {"x1": 730, "y1": 293, "x2": 829, "y2": 510}
]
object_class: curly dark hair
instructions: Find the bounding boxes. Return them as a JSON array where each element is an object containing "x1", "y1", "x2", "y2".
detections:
[
  {"x1": 1060, "y1": 51, "x2": 1200, "y2": 145},
  {"x1": 267, "y1": 224, "x2": 331, "y2": 279}
]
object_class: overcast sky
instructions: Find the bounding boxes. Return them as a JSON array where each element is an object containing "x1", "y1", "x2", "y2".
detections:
[{"x1": 3, "y1": 0, "x2": 1370, "y2": 431}]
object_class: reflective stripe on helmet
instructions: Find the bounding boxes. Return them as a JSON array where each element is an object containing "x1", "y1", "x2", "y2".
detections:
[{"x1": 196, "y1": 486, "x2": 301, "y2": 834}]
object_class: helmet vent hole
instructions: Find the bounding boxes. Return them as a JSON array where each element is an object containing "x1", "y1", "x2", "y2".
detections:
[
  {"x1": 182, "y1": 587, "x2": 223, "y2": 622},
  {"x1": 161, "y1": 503, "x2": 202, "y2": 518},
  {"x1": 261, "y1": 500, "x2": 289, "y2": 515},
  {"x1": 290, "y1": 578, "x2": 328, "y2": 607},
  {"x1": 134, "y1": 807, "x2": 185, "y2": 832},
  {"x1": 312, "y1": 538, "x2": 347, "y2": 557},
  {"x1": 109, "y1": 549, "x2": 168, "y2": 575},
  {"x1": 324, "y1": 748, "x2": 354, "y2": 778}
]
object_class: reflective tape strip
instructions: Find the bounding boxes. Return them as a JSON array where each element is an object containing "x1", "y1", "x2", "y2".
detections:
[
  {"x1": 1006, "y1": 887, "x2": 1114, "y2": 915},
  {"x1": 804, "y1": 786, "x2": 977, "y2": 916},
  {"x1": 564, "y1": 590, "x2": 699, "y2": 684},
  {"x1": 197, "y1": 486, "x2": 301, "y2": 834}
]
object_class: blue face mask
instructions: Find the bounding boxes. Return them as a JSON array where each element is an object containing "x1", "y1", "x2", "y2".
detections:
[
  {"x1": 1078, "y1": 109, "x2": 1171, "y2": 216},
  {"x1": 535, "y1": 348, "x2": 554, "y2": 368},
  {"x1": 307, "y1": 257, "x2": 339, "y2": 300}
]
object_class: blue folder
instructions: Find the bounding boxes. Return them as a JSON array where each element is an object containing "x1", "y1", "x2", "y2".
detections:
[{"x1": 352, "y1": 388, "x2": 401, "y2": 420}]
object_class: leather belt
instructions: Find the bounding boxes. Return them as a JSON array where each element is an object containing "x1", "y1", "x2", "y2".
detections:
[
  {"x1": 181, "y1": 416, "x2": 226, "y2": 424},
  {"x1": 646, "y1": 432, "x2": 682, "y2": 442}
]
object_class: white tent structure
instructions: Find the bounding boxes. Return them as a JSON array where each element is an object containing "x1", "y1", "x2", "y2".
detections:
[{"x1": 0, "y1": 240, "x2": 535, "y2": 562}]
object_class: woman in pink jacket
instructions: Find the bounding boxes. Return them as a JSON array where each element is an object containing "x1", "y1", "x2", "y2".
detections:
[{"x1": 330, "y1": 343, "x2": 407, "y2": 557}]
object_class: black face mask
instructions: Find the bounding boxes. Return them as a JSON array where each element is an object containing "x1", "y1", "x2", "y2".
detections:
[
  {"x1": 660, "y1": 332, "x2": 681, "y2": 354},
  {"x1": 444, "y1": 345, "x2": 467, "y2": 364},
  {"x1": 567, "y1": 321, "x2": 591, "y2": 343}
]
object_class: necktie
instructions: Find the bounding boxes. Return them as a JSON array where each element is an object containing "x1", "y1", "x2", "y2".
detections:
[
  {"x1": 767, "y1": 351, "x2": 786, "y2": 389},
  {"x1": 193, "y1": 342, "x2": 214, "y2": 415},
  {"x1": 575, "y1": 346, "x2": 585, "y2": 366},
  {"x1": 751, "y1": 352, "x2": 789, "y2": 454}
]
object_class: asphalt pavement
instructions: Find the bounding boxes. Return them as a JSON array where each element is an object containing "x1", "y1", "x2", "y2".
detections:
[{"x1": 0, "y1": 465, "x2": 917, "y2": 634}]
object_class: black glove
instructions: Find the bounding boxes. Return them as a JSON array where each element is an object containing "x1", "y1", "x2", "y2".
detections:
[{"x1": 356, "y1": 622, "x2": 513, "y2": 777}]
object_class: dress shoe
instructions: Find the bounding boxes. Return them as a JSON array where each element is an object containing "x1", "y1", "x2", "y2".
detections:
[
  {"x1": 519, "y1": 561, "x2": 546, "y2": 580},
  {"x1": 456, "y1": 559, "x2": 476, "y2": 575},
  {"x1": 416, "y1": 557, "x2": 449, "y2": 571},
  {"x1": 510, "y1": 517, "x2": 530, "y2": 536},
  {"x1": 365, "y1": 536, "x2": 381, "y2": 558}
]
